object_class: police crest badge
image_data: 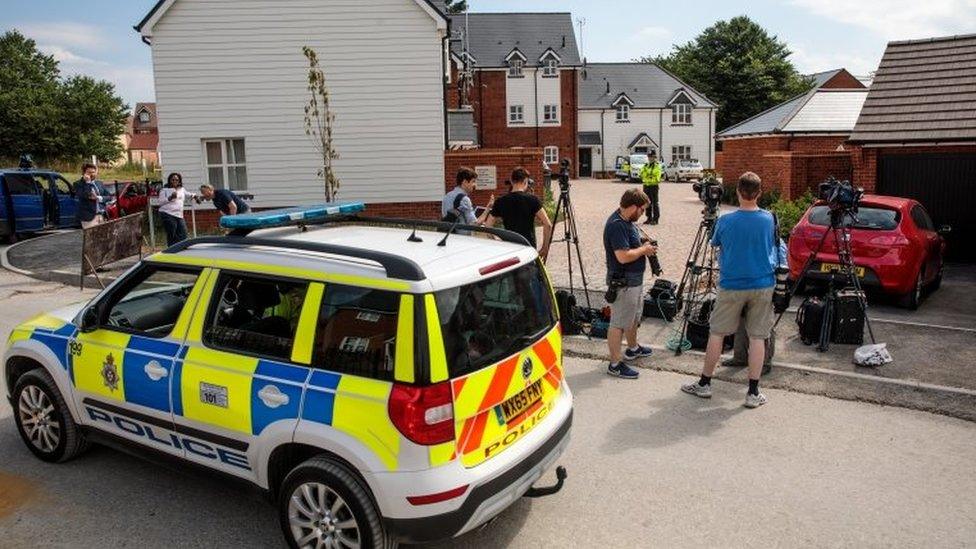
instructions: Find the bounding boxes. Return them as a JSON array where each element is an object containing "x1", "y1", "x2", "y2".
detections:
[{"x1": 102, "y1": 353, "x2": 120, "y2": 392}]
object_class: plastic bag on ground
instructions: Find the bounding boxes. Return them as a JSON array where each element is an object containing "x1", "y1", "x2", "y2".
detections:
[{"x1": 854, "y1": 343, "x2": 893, "y2": 367}]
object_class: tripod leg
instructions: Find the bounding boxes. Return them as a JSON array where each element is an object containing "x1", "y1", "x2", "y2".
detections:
[{"x1": 563, "y1": 195, "x2": 593, "y2": 309}]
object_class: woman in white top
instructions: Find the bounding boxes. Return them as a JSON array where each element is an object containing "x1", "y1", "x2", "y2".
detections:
[{"x1": 159, "y1": 172, "x2": 189, "y2": 246}]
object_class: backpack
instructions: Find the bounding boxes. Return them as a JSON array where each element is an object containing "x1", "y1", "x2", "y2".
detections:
[{"x1": 442, "y1": 192, "x2": 467, "y2": 223}]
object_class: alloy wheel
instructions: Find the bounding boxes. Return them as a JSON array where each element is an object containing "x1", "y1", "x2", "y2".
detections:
[
  {"x1": 288, "y1": 482, "x2": 361, "y2": 549},
  {"x1": 17, "y1": 385, "x2": 60, "y2": 453}
]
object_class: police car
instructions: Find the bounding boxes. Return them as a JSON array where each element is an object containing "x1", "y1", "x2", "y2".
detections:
[{"x1": 3, "y1": 203, "x2": 572, "y2": 548}]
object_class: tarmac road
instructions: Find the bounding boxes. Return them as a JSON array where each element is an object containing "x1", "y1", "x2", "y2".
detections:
[{"x1": 0, "y1": 268, "x2": 974, "y2": 548}]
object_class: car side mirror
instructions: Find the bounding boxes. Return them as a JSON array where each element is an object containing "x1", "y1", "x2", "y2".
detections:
[
  {"x1": 938, "y1": 224, "x2": 952, "y2": 235},
  {"x1": 80, "y1": 307, "x2": 99, "y2": 333}
]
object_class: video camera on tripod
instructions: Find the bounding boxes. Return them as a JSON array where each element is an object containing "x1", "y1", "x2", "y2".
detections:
[
  {"x1": 693, "y1": 177, "x2": 724, "y2": 218},
  {"x1": 819, "y1": 176, "x2": 864, "y2": 213}
]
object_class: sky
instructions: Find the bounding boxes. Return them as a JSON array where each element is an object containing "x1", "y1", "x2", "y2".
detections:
[{"x1": 2, "y1": 0, "x2": 975, "y2": 108}]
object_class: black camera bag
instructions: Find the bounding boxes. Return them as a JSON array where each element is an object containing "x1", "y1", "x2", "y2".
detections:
[
  {"x1": 643, "y1": 279, "x2": 678, "y2": 321},
  {"x1": 831, "y1": 288, "x2": 865, "y2": 345},
  {"x1": 555, "y1": 290, "x2": 583, "y2": 336},
  {"x1": 796, "y1": 296, "x2": 829, "y2": 345}
]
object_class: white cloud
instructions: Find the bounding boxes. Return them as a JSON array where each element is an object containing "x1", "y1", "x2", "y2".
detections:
[
  {"x1": 790, "y1": 0, "x2": 976, "y2": 40},
  {"x1": 15, "y1": 22, "x2": 108, "y2": 50},
  {"x1": 789, "y1": 43, "x2": 881, "y2": 79},
  {"x1": 38, "y1": 45, "x2": 106, "y2": 66}
]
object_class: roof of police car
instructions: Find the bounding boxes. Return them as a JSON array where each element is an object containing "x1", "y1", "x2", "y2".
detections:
[{"x1": 161, "y1": 224, "x2": 536, "y2": 286}]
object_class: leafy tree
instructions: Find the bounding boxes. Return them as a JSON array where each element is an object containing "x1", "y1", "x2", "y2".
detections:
[
  {"x1": 58, "y1": 76, "x2": 128, "y2": 161},
  {"x1": 642, "y1": 16, "x2": 813, "y2": 130},
  {"x1": 0, "y1": 31, "x2": 62, "y2": 159},
  {"x1": 0, "y1": 30, "x2": 128, "y2": 163},
  {"x1": 445, "y1": 0, "x2": 468, "y2": 14}
]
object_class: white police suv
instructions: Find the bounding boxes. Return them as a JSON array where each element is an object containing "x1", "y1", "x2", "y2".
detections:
[{"x1": 4, "y1": 204, "x2": 572, "y2": 548}]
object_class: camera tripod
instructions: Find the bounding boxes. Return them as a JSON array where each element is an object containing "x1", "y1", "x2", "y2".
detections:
[
  {"x1": 774, "y1": 207, "x2": 876, "y2": 351},
  {"x1": 544, "y1": 178, "x2": 593, "y2": 310},
  {"x1": 672, "y1": 205, "x2": 720, "y2": 356}
]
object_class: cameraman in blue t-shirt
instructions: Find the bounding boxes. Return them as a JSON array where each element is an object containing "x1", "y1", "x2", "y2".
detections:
[
  {"x1": 603, "y1": 188, "x2": 658, "y2": 379},
  {"x1": 682, "y1": 172, "x2": 777, "y2": 408}
]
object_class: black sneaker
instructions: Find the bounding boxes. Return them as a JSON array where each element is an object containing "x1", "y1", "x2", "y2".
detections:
[{"x1": 607, "y1": 362, "x2": 640, "y2": 379}]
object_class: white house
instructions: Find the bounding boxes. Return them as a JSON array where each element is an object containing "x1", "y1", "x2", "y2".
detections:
[
  {"x1": 136, "y1": 0, "x2": 449, "y2": 208},
  {"x1": 577, "y1": 63, "x2": 717, "y2": 178}
]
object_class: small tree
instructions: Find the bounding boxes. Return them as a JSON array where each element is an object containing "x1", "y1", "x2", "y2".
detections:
[
  {"x1": 303, "y1": 46, "x2": 340, "y2": 202},
  {"x1": 445, "y1": 1, "x2": 468, "y2": 13}
]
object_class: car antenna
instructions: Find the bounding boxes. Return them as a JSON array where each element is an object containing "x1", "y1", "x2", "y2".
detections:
[
  {"x1": 407, "y1": 225, "x2": 423, "y2": 243},
  {"x1": 438, "y1": 219, "x2": 462, "y2": 247}
]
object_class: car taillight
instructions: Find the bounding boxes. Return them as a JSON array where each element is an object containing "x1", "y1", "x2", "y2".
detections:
[{"x1": 388, "y1": 382, "x2": 454, "y2": 446}]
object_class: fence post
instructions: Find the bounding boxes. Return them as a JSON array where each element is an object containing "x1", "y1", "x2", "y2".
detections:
[
  {"x1": 190, "y1": 201, "x2": 198, "y2": 238},
  {"x1": 148, "y1": 205, "x2": 156, "y2": 252}
]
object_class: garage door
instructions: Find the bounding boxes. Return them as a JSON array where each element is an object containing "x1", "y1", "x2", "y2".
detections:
[{"x1": 878, "y1": 152, "x2": 976, "y2": 263}]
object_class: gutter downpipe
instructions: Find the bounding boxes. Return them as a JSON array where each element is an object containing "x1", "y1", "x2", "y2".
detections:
[{"x1": 600, "y1": 108, "x2": 607, "y2": 175}]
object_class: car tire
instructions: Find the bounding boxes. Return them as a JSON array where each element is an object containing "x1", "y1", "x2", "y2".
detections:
[
  {"x1": 898, "y1": 270, "x2": 925, "y2": 310},
  {"x1": 930, "y1": 264, "x2": 944, "y2": 292},
  {"x1": 278, "y1": 456, "x2": 394, "y2": 549},
  {"x1": 12, "y1": 368, "x2": 89, "y2": 463}
]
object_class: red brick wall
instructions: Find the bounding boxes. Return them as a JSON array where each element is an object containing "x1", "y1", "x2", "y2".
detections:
[
  {"x1": 789, "y1": 136, "x2": 848, "y2": 153},
  {"x1": 851, "y1": 144, "x2": 976, "y2": 193},
  {"x1": 470, "y1": 69, "x2": 578, "y2": 176},
  {"x1": 719, "y1": 135, "x2": 852, "y2": 199},
  {"x1": 444, "y1": 148, "x2": 546, "y2": 207},
  {"x1": 715, "y1": 136, "x2": 790, "y2": 183},
  {"x1": 447, "y1": 64, "x2": 461, "y2": 109},
  {"x1": 820, "y1": 70, "x2": 867, "y2": 89}
]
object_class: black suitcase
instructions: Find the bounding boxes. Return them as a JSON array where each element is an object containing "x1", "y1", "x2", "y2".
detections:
[
  {"x1": 796, "y1": 296, "x2": 829, "y2": 345},
  {"x1": 644, "y1": 279, "x2": 678, "y2": 321},
  {"x1": 555, "y1": 290, "x2": 583, "y2": 336},
  {"x1": 683, "y1": 296, "x2": 733, "y2": 350},
  {"x1": 832, "y1": 288, "x2": 865, "y2": 345}
]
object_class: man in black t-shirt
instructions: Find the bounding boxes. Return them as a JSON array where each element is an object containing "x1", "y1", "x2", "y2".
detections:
[
  {"x1": 485, "y1": 168, "x2": 553, "y2": 259},
  {"x1": 198, "y1": 184, "x2": 250, "y2": 216}
]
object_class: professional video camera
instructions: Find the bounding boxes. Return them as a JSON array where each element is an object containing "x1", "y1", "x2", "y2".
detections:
[
  {"x1": 693, "y1": 177, "x2": 724, "y2": 214},
  {"x1": 553, "y1": 158, "x2": 572, "y2": 192},
  {"x1": 818, "y1": 177, "x2": 863, "y2": 212}
]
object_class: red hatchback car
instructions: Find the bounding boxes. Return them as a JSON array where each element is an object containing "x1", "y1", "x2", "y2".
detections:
[{"x1": 788, "y1": 195, "x2": 949, "y2": 309}]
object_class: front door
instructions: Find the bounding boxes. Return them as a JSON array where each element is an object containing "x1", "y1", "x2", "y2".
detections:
[
  {"x1": 579, "y1": 148, "x2": 592, "y2": 178},
  {"x1": 70, "y1": 264, "x2": 207, "y2": 457},
  {"x1": 173, "y1": 271, "x2": 318, "y2": 480}
]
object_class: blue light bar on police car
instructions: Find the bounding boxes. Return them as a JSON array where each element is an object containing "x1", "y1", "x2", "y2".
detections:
[{"x1": 219, "y1": 202, "x2": 366, "y2": 230}]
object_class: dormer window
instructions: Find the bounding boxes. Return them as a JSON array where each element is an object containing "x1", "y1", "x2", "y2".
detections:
[
  {"x1": 509, "y1": 59, "x2": 524, "y2": 77},
  {"x1": 616, "y1": 104, "x2": 630, "y2": 122},
  {"x1": 672, "y1": 104, "x2": 692, "y2": 125},
  {"x1": 543, "y1": 59, "x2": 558, "y2": 77},
  {"x1": 138, "y1": 110, "x2": 151, "y2": 123}
]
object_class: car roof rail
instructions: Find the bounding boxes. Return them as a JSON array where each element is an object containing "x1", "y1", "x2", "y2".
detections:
[
  {"x1": 227, "y1": 214, "x2": 531, "y2": 247},
  {"x1": 161, "y1": 236, "x2": 427, "y2": 281}
]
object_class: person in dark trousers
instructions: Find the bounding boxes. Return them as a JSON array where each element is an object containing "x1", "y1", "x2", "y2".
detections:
[
  {"x1": 640, "y1": 153, "x2": 662, "y2": 224},
  {"x1": 484, "y1": 167, "x2": 553, "y2": 259},
  {"x1": 198, "y1": 184, "x2": 250, "y2": 217},
  {"x1": 681, "y1": 172, "x2": 777, "y2": 409},
  {"x1": 604, "y1": 188, "x2": 658, "y2": 379},
  {"x1": 158, "y1": 173, "x2": 189, "y2": 246},
  {"x1": 74, "y1": 162, "x2": 112, "y2": 229}
]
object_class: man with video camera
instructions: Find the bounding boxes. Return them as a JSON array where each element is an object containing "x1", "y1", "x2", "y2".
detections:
[
  {"x1": 603, "y1": 189, "x2": 659, "y2": 379},
  {"x1": 681, "y1": 172, "x2": 777, "y2": 408}
]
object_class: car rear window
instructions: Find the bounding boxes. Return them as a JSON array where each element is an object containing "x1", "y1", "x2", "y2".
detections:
[
  {"x1": 808, "y1": 206, "x2": 899, "y2": 230},
  {"x1": 435, "y1": 261, "x2": 557, "y2": 378}
]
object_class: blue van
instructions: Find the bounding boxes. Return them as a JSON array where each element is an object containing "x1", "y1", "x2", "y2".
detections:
[{"x1": 0, "y1": 168, "x2": 80, "y2": 240}]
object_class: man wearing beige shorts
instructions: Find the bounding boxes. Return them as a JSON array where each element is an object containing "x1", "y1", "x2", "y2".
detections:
[{"x1": 682, "y1": 173, "x2": 777, "y2": 408}]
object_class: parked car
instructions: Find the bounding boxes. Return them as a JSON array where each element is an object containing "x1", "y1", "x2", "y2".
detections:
[
  {"x1": 0, "y1": 168, "x2": 79, "y2": 241},
  {"x1": 614, "y1": 154, "x2": 650, "y2": 182},
  {"x1": 788, "y1": 195, "x2": 949, "y2": 309},
  {"x1": 665, "y1": 159, "x2": 704, "y2": 182},
  {"x1": 104, "y1": 181, "x2": 150, "y2": 219}
]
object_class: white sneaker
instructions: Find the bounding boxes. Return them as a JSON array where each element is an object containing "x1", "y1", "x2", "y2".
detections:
[
  {"x1": 744, "y1": 393, "x2": 768, "y2": 409},
  {"x1": 681, "y1": 382, "x2": 712, "y2": 399}
]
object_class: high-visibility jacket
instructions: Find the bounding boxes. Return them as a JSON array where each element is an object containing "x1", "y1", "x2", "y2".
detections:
[{"x1": 640, "y1": 161, "x2": 662, "y2": 186}]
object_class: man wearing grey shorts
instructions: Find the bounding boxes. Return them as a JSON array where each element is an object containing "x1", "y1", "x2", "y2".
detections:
[
  {"x1": 682, "y1": 172, "x2": 777, "y2": 408},
  {"x1": 603, "y1": 189, "x2": 659, "y2": 379}
]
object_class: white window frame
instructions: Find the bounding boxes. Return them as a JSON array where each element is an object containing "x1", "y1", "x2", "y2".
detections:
[
  {"x1": 672, "y1": 104, "x2": 692, "y2": 125},
  {"x1": 616, "y1": 104, "x2": 630, "y2": 122},
  {"x1": 542, "y1": 59, "x2": 559, "y2": 77},
  {"x1": 203, "y1": 138, "x2": 247, "y2": 191},
  {"x1": 672, "y1": 145, "x2": 692, "y2": 161},
  {"x1": 544, "y1": 146, "x2": 559, "y2": 165},
  {"x1": 340, "y1": 336, "x2": 370, "y2": 354},
  {"x1": 509, "y1": 105, "x2": 525, "y2": 125},
  {"x1": 138, "y1": 110, "x2": 151, "y2": 123},
  {"x1": 508, "y1": 59, "x2": 524, "y2": 77},
  {"x1": 543, "y1": 104, "x2": 559, "y2": 123}
]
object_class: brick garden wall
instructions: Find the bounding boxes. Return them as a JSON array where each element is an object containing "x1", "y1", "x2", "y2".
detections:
[
  {"x1": 717, "y1": 135, "x2": 852, "y2": 199},
  {"x1": 444, "y1": 148, "x2": 546, "y2": 207}
]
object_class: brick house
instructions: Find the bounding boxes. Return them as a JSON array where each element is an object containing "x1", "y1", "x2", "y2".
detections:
[
  {"x1": 577, "y1": 63, "x2": 717, "y2": 178},
  {"x1": 715, "y1": 69, "x2": 867, "y2": 199},
  {"x1": 122, "y1": 102, "x2": 160, "y2": 167},
  {"x1": 447, "y1": 12, "x2": 582, "y2": 177},
  {"x1": 848, "y1": 35, "x2": 976, "y2": 262}
]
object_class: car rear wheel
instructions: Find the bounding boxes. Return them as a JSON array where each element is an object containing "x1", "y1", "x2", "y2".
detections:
[
  {"x1": 279, "y1": 456, "x2": 394, "y2": 549},
  {"x1": 898, "y1": 270, "x2": 925, "y2": 310},
  {"x1": 930, "y1": 264, "x2": 944, "y2": 292},
  {"x1": 12, "y1": 368, "x2": 89, "y2": 463}
]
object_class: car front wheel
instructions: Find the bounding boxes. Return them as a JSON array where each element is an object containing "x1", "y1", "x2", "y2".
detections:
[
  {"x1": 12, "y1": 368, "x2": 89, "y2": 463},
  {"x1": 279, "y1": 456, "x2": 393, "y2": 549}
]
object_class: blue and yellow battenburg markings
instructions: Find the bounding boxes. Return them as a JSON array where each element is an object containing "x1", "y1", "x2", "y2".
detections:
[{"x1": 219, "y1": 202, "x2": 366, "y2": 230}]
